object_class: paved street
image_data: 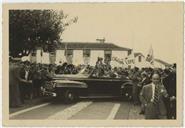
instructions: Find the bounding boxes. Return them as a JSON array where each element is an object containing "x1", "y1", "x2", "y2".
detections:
[{"x1": 10, "y1": 98, "x2": 144, "y2": 120}]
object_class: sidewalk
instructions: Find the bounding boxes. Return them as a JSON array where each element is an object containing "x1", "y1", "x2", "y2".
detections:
[
  {"x1": 128, "y1": 104, "x2": 145, "y2": 119},
  {"x1": 9, "y1": 96, "x2": 52, "y2": 114}
]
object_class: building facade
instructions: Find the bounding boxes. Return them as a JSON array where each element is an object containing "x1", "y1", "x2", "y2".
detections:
[
  {"x1": 28, "y1": 42, "x2": 171, "y2": 69},
  {"x1": 30, "y1": 42, "x2": 132, "y2": 66},
  {"x1": 134, "y1": 52, "x2": 150, "y2": 68},
  {"x1": 132, "y1": 53, "x2": 171, "y2": 69}
]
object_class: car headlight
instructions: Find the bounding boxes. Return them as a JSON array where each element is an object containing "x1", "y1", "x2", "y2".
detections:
[
  {"x1": 121, "y1": 85, "x2": 125, "y2": 89},
  {"x1": 40, "y1": 86, "x2": 45, "y2": 92},
  {"x1": 40, "y1": 86, "x2": 44, "y2": 91}
]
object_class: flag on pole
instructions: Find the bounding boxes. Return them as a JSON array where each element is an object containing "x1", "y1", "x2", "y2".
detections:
[{"x1": 146, "y1": 45, "x2": 154, "y2": 65}]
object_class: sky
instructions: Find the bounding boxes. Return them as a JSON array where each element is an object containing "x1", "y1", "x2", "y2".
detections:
[{"x1": 58, "y1": 3, "x2": 183, "y2": 64}]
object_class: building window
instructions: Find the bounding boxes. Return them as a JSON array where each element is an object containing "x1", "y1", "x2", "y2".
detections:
[
  {"x1": 65, "y1": 49, "x2": 73, "y2": 57},
  {"x1": 83, "y1": 49, "x2": 91, "y2": 57},
  {"x1": 128, "y1": 50, "x2": 132, "y2": 56},
  {"x1": 49, "y1": 52, "x2": 56, "y2": 64},
  {"x1": 83, "y1": 49, "x2": 90, "y2": 65},
  {"x1": 138, "y1": 56, "x2": 142, "y2": 62},
  {"x1": 104, "y1": 50, "x2": 112, "y2": 63},
  {"x1": 65, "y1": 49, "x2": 73, "y2": 64}
]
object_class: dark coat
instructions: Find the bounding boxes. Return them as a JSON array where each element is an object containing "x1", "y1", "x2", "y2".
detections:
[
  {"x1": 19, "y1": 68, "x2": 32, "y2": 80},
  {"x1": 9, "y1": 63, "x2": 23, "y2": 107},
  {"x1": 162, "y1": 72, "x2": 176, "y2": 119},
  {"x1": 141, "y1": 77, "x2": 151, "y2": 87},
  {"x1": 131, "y1": 72, "x2": 140, "y2": 103},
  {"x1": 162, "y1": 72, "x2": 176, "y2": 97}
]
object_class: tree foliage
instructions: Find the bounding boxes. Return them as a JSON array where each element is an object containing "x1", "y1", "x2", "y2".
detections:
[{"x1": 9, "y1": 10, "x2": 78, "y2": 57}]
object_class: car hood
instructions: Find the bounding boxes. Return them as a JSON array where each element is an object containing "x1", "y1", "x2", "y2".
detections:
[
  {"x1": 53, "y1": 74, "x2": 132, "y2": 82},
  {"x1": 53, "y1": 74, "x2": 88, "y2": 80}
]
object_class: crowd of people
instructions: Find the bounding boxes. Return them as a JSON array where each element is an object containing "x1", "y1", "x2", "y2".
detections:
[
  {"x1": 88, "y1": 57, "x2": 177, "y2": 119},
  {"x1": 9, "y1": 58, "x2": 81, "y2": 108},
  {"x1": 9, "y1": 57, "x2": 176, "y2": 119},
  {"x1": 129, "y1": 65, "x2": 176, "y2": 119}
]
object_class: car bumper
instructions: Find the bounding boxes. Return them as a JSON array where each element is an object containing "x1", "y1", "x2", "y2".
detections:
[{"x1": 41, "y1": 88, "x2": 57, "y2": 97}]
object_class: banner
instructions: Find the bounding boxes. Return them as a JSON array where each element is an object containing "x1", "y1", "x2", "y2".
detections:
[
  {"x1": 111, "y1": 57, "x2": 125, "y2": 65},
  {"x1": 125, "y1": 52, "x2": 135, "y2": 66}
]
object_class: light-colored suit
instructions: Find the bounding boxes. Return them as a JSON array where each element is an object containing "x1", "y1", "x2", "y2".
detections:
[{"x1": 140, "y1": 83, "x2": 168, "y2": 119}]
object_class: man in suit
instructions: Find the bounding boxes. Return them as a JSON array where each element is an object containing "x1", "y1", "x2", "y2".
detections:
[
  {"x1": 140, "y1": 72, "x2": 168, "y2": 119},
  {"x1": 162, "y1": 66, "x2": 176, "y2": 119},
  {"x1": 32, "y1": 64, "x2": 42, "y2": 98},
  {"x1": 19, "y1": 61, "x2": 32, "y2": 102},
  {"x1": 9, "y1": 59, "x2": 29, "y2": 107},
  {"x1": 139, "y1": 71, "x2": 152, "y2": 114},
  {"x1": 131, "y1": 67, "x2": 140, "y2": 105},
  {"x1": 9, "y1": 60, "x2": 23, "y2": 107}
]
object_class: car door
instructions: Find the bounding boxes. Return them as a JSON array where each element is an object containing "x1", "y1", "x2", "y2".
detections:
[{"x1": 85, "y1": 76, "x2": 122, "y2": 97}]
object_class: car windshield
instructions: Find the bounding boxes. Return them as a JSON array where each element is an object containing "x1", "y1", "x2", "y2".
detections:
[{"x1": 78, "y1": 66, "x2": 94, "y2": 75}]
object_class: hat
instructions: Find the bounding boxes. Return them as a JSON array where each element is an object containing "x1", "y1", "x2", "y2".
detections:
[{"x1": 141, "y1": 71, "x2": 147, "y2": 76}]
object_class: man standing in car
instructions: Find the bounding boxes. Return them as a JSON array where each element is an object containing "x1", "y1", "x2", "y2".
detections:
[{"x1": 95, "y1": 57, "x2": 104, "y2": 77}]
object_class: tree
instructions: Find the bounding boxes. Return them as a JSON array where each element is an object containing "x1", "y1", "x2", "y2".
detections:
[{"x1": 9, "y1": 10, "x2": 78, "y2": 57}]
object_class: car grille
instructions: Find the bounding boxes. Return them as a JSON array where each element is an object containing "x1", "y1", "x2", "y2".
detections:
[{"x1": 44, "y1": 81, "x2": 55, "y2": 90}]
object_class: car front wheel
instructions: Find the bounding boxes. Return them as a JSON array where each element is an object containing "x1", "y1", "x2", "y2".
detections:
[
  {"x1": 121, "y1": 85, "x2": 133, "y2": 101},
  {"x1": 64, "y1": 90, "x2": 78, "y2": 103}
]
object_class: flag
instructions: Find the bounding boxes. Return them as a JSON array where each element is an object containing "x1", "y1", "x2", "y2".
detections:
[{"x1": 146, "y1": 45, "x2": 154, "y2": 65}]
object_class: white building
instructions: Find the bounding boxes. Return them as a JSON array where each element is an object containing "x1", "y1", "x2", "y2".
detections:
[
  {"x1": 28, "y1": 45, "x2": 172, "y2": 69},
  {"x1": 30, "y1": 42, "x2": 132, "y2": 66},
  {"x1": 133, "y1": 52, "x2": 171, "y2": 69},
  {"x1": 134, "y1": 52, "x2": 151, "y2": 68}
]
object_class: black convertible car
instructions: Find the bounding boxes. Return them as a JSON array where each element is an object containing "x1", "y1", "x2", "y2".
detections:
[{"x1": 41, "y1": 67, "x2": 134, "y2": 103}]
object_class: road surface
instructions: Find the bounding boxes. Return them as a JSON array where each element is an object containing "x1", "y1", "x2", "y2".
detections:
[{"x1": 10, "y1": 98, "x2": 145, "y2": 120}]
